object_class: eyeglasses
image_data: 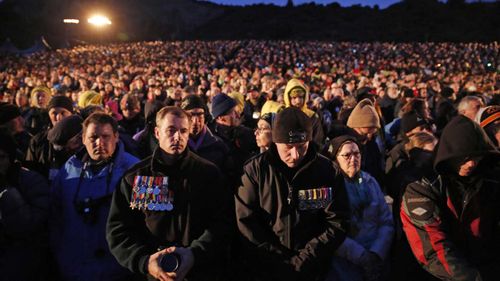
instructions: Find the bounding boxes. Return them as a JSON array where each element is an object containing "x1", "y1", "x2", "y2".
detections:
[{"x1": 338, "y1": 151, "x2": 361, "y2": 160}]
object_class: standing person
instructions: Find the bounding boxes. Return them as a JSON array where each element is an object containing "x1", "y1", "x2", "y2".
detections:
[
  {"x1": 25, "y1": 95, "x2": 75, "y2": 180},
  {"x1": 25, "y1": 86, "x2": 51, "y2": 135},
  {"x1": 388, "y1": 132, "x2": 439, "y2": 281},
  {"x1": 457, "y1": 95, "x2": 484, "y2": 121},
  {"x1": 434, "y1": 87, "x2": 457, "y2": 135},
  {"x1": 254, "y1": 100, "x2": 283, "y2": 153},
  {"x1": 235, "y1": 107, "x2": 349, "y2": 281},
  {"x1": 118, "y1": 94, "x2": 144, "y2": 137},
  {"x1": 0, "y1": 102, "x2": 31, "y2": 160},
  {"x1": 346, "y1": 99, "x2": 386, "y2": 191},
  {"x1": 50, "y1": 113, "x2": 139, "y2": 281},
  {"x1": 401, "y1": 115, "x2": 500, "y2": 281},
  {"x1": 324, "y1": 135, "x2": 394, "y2": 281},
  {"x1": 211, "y1": 93, "x2": 258, "y2": 189},
  {"x1": 242, "y1": 85, "x2": 266, "y2": 129},
  {"x1": 180, "y1": 95, "x2": 229, "y2": 170},
  {"x1": 254, "y1": 112, "x2": 275, "y2": 153},
  {"x1": 385, "y1": 110, "x2": 433, "y2": 177},
  {"x1": 0, "y1": 132, "x2": 51, "y2": 281},
  {"x1": 107, "y1": 106, "x2": 233, "y2": 281},
  {"x1": 475, "y1": 105, "x2": 500, "y2": 148},
  {"x1": 283, "y1": 78, "x2": 324, "y2": 147}
]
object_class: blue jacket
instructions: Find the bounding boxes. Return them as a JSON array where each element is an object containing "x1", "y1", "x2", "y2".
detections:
[
  {"x1": 50, "y1": 142, "x2": 139, "y2": 281},
  {"x1": 329, "y1": 171, "x2": 394, "y2": 281}
]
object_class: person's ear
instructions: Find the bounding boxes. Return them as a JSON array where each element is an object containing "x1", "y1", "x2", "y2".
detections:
[{"x1": 154, "y1": 126, "x2": 160, "y2": 140}]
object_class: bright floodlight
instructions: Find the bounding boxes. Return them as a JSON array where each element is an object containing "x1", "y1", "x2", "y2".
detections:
[
  {"x1": 87, "y1": 15, "x2": 111, "y2": 27},
  {"x1": 63, "y1": 19, "x2": 80, "y2": 24}
]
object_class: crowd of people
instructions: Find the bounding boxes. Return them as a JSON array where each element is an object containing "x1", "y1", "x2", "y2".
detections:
[{"x1": 0, "y1": 40, "x2": 499, "y2": 281}]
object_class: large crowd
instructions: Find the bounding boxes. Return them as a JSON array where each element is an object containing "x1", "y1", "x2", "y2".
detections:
[{"x1": 0, "y1": 40, "x2": 499, "y2": 281}]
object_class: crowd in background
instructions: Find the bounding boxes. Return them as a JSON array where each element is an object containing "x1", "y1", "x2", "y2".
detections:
[{"x1": 0, "y1": 40, "x2": 499, "y2": 281}]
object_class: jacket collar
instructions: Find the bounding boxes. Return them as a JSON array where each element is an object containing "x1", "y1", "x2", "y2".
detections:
[
  {"x1": 150, "y1": 146, "x2": 191, "y2": 176},
  {"x1": 266, "y1": 142, "x2": 318, "y2": 182}
]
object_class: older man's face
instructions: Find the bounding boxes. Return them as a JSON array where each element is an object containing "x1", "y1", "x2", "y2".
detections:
[{"x1": 276, "y1": 141, "x2": 309, "y2": 168}]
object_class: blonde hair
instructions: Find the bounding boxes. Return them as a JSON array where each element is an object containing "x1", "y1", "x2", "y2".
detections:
[
  {"x1": 156, "y1": 106, "x2": 189, "y2": 127},
  {"x1": 30, "y1": 86, "x2": 52, "y2": 107},
  {"x1": 405, "y1": 132, "x2": 437, "y2": 153},
  {"x1": 78, "y1": 91, "x2": 102, "y2": 108}
]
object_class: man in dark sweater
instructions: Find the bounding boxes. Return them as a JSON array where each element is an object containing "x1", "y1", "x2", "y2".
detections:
[{"x1": 107, "y1": 106, "x2": 233, "y2": 281}]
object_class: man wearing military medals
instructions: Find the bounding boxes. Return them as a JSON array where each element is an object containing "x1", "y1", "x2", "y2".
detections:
[
  {"x1": 107, "y1": 106, "x2": 233, "y2": 281},
  {"x1": 235, "y1": 107, "x2": 350, "y2": 281}
]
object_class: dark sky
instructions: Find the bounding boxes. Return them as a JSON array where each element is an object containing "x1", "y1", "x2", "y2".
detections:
[{"x1": 209, "y1": 0, "x2": 491, "y2": 9}]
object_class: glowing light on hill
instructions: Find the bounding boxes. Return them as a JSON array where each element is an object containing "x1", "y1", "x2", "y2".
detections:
[{"x1": 87, "y1": 15, "x2": 111, "y2": 27}]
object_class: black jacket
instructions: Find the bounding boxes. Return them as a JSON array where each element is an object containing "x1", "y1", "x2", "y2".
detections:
[
  {"x1": 434, "y1": 97, "x2": 457, "y2": 134},
  {"x1": 389, "y1": 148, "x2": 438, "y2": 281},
  {"x1": 235, "y1": 144, "x2": 349, "y2": 281},
  {"x1": 118, "y1": 114, "x2": 145, "y2": 137},
  {"x1": 106, "y1": 148, "x2": 233, "y2": 281},
  {"x1": 401, "y1": 116, "x2": 500, "y2": 281},
  {"x1": 24, "y1": 130, "x2": 71, "y2": 180},
  {"x1": 188, "y1": 126, "x2": 229, "y2": 171},
  {"x1": 0, "y1": 163, "x2": 51, "y2": 281},
  {"x1": 212, "y1": 123, "x2": 258, "y2": 189}
]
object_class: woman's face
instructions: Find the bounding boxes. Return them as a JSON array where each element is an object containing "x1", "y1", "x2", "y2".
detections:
[
  {"x1": 15, "y1": 92, "x2": 28, "y2": 107},
  {"x1": 255, "y1": 119, "x2": 272, "y2": 149},
  {"x1": 336, "y1": 142, "x2": 361, "y2": 179},
  {"x1": 36, "y1": 91, "x2": 48, "y2": 108}
]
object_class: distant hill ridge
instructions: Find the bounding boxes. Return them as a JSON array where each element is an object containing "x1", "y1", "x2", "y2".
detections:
[{"x1": 0, "y1": 0, "x2": 498, "y2": 47}]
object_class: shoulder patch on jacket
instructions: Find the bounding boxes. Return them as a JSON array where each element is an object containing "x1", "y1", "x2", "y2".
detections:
[
  {"x1": 403, "y1": 178, "x2": 441, "y2": 221},
  {"x1": 405, "y1": 194, "x2": 434, "y2": 221}
]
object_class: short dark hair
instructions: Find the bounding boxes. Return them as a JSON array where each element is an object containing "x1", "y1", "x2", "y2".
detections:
[
  {"x1": 83, "y1": 112, "x2": 118, "y2": 134},
  {"x1": 156, "y1": 106, "x2": 189, "y2": 126}
]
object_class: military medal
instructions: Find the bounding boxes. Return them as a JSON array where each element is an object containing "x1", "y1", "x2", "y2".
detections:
[
  {"x1": 153, "y1": 186, "x2": 160, "y2": 195},
  {"x1": 165, "y1": 201, "x2": 173, "y2": 211},
  {"x1": 147, "y1": 201, "x2": 155, "y2": 210},
  {"x1": 130, "y1": 201, "x2": 137, "y2": 209}
]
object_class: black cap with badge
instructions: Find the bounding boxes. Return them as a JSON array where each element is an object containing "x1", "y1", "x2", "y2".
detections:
[{"x1": 272, "y1": 107, "x2": 312, "y2": 144}]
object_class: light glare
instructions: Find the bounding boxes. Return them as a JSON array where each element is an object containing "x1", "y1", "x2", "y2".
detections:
[
  {"x1": 87, "y1": 15, "x2": 112, "y2": 27},
  {"x1": 63, "y1": 19, "x2": 80, "y2": 24}
]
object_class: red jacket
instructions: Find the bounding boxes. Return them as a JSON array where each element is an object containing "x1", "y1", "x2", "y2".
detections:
[{"x1": 401, "y1": 116, "x2": 500, "y2": 281}]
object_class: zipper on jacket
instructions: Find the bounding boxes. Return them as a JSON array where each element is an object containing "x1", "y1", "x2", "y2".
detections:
[{"x1": 286, "y1": 182, "x2": 293, "y2": 249}]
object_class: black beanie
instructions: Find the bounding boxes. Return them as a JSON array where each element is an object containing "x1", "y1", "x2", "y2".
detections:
[
  {"x1": 272, "y1": 107, "x2": 312, "y2": 143},
  {"x1": 47, "y1": 95, "x2": 74, "y2": 113},
  {"x1": 211, "y1": 94, "x2": 236, "y2": 119},
  {"x1": 144, "y1": 100, "x2": 165, "y2": 124},
  {"x1": 0, "y1": 103, "x2": 21, "y2": 125},
  {"x1": 401, "y1": 111, "x2": 428, "y2": 135},
  {"x1": 325, "y1": 135, "x2": 360, "y2": 161},
  {"x1": 181, "y1": 95, "x2": 205, "y2": 111},
  {"x1": 441, "y1": 87, "x2": 454, "y2": 98},
  {"x1": 47, "y1": 115, "x2": 83, "y2": 146}
]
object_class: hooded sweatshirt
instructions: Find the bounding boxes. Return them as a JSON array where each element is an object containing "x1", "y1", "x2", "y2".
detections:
[
  {"x1": 283, "y1": 79, "x2": 325, "y2": 146},
  {"x1": 401, "y1": 115, "x2": 500, "y2": 281}
]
